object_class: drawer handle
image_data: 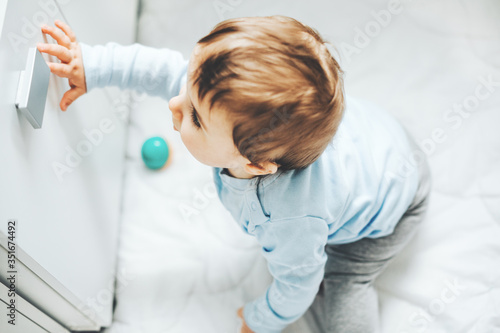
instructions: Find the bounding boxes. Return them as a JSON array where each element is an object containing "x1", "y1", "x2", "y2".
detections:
[{"x1": 15, "y1": 48, "x2": 51, "y2": 129}]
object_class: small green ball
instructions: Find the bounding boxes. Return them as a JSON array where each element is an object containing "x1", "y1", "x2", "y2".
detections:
[{"x1": 141, "y1": 136, "x2": 170, "y2": 170}]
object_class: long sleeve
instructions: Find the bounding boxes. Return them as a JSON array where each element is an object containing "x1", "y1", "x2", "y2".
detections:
[
  {"x1": 80, "y1": 42, "x2": 188, "y2": 101},
  {"x1": 243, "y1": 216, "x2": 329, "y2": 333}
]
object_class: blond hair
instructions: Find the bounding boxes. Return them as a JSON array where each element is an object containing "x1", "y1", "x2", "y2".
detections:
[{"x1": 191, "y1": 15, "x2": 345, "y2": 171}]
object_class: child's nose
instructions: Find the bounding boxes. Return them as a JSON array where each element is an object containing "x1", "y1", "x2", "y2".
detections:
[{"x1": 168, "y1": 95, "x2": 183, "y2": 121}]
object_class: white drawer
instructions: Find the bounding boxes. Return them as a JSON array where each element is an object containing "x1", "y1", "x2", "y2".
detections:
[{"x1": 0, "y1": 0, "x2": 137, "y2": 330}]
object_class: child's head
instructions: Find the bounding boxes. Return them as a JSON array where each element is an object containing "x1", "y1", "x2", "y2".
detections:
[{"x1": 168, "y1": 15, "x2": 345, "y2": 178}]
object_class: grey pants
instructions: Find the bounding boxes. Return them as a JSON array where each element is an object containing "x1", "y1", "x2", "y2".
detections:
[{"x1": 305, "y1": 144, "x2": 432, "y2": 333}]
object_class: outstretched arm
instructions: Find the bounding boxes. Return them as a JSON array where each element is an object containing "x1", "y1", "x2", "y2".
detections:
[
  {"x1": 38, "y1": 20, "x2": 188, "y2": 111},
  {"x1": 79, "y1": 41, "x2": 188, "y2": 101},
  {"x1": 241, "y1": 216, "x2": 329, "y2": 333}
]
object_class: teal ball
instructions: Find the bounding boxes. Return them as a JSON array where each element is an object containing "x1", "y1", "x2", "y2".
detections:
[{"x1": 141, "y1": 137, "x2": 170, "y2": 170}]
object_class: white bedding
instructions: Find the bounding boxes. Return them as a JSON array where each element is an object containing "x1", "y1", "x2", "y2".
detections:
[{"x1": 104, "y1": 1, "x2": 500, "y2": 332}]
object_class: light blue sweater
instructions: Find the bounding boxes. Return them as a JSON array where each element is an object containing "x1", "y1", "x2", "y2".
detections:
[{"x1": 81, "y1": 42, "x2": 420, "y2": 333}]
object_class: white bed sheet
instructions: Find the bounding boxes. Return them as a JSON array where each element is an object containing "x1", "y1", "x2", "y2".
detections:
[{"x1": 104, "y1": 1, "x2": 500, "y2": 332}]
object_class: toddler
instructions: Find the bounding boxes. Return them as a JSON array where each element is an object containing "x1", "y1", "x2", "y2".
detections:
[{"x1": 38, "y1": 16, "x2": 431, "y2": 333}]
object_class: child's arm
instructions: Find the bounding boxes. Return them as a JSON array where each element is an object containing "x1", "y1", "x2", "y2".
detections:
[
  {"x1": 78, "y1": 41, "x2": 187, "y2": 101},
  {"x1": 241, "y1": 216, "x2": 329, "y2": 333},
  {"x1": 38, "y1": 20, "x2": 188, "y2": 111},
  {"x1": 237, "y1": 307, "x2": 254, "y2": 333}
]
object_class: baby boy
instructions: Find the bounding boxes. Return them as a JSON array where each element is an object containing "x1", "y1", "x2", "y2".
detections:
[{"x1": 38, "y1": 16, "x2": 431, "y2": 333}]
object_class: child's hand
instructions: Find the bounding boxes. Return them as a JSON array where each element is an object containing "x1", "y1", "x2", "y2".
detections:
[
  {"x1": 37, "y1": 19, "x2": 86, "y2": 111},
  {"x1": 237, "y1": 307, "x2": 255, "y2": 333}
]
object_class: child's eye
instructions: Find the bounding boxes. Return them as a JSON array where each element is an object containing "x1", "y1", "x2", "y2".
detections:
[{"x1": 190, "y1": 106, "x2": 202, "y2": 129}]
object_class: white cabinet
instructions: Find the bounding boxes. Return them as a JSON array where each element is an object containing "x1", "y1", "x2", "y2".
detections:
[{"x1": 0, "y1": 0, "x2": 137, "y2": 331}]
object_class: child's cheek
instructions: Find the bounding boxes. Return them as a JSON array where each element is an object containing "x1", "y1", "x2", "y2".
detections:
[
  {"x1": 180, "y1": 130, "x2": 195, "y2": 151},
  {"x1": 181, "y1": 131, "x2": 207, "y2": 162}
]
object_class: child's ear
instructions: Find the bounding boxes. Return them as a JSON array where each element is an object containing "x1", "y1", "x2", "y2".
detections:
[{"x1": 244, "y1": 161, "x2": 279, "y2": 175}]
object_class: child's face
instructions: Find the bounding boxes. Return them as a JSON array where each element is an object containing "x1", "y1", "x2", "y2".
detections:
[
  {"x1": 168, "y1": 72, "x2": 250, "y2": 171},
  {"x1": 168, "y1": 46, "x2": 280, "y2": 179}
]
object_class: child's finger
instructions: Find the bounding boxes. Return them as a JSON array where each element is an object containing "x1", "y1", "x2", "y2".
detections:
[
  {"x1": 60, "y1": 87, "x2": 85, "y2": 111},
  {"x1": 37, "y1": 43, "x2": 72, "y2": 63},
  {"x1": 54, "y1": 19, "x2": 77, "y2": 43},
  {"x1": 41, "y1": 24, "x2": 71, "y2": 49},
  {"x1": 46, "y1": 62, "x2": 73, "y2": 78},
  {"x1": 237, "y1": 307, "x2": 244, "y2": 319}
]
